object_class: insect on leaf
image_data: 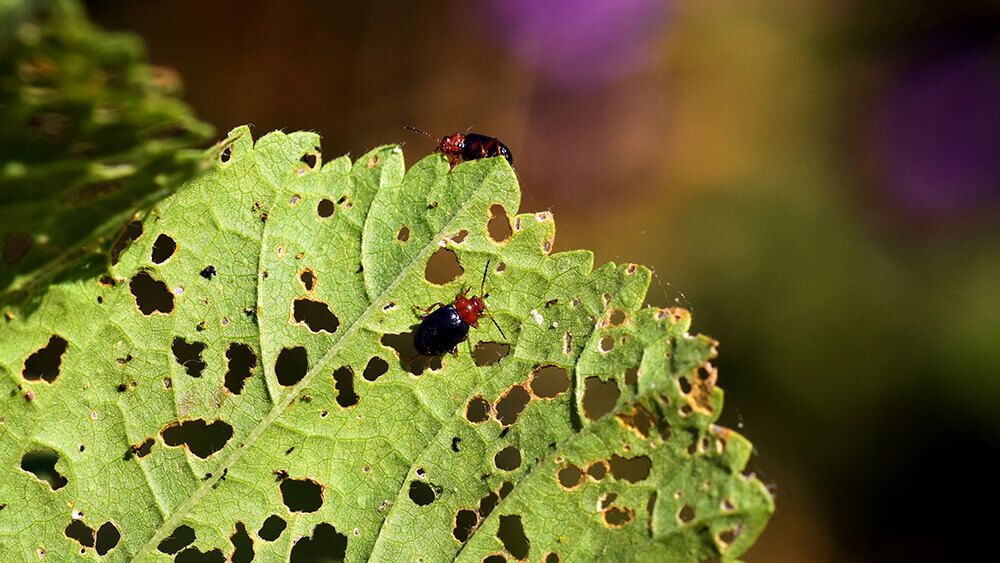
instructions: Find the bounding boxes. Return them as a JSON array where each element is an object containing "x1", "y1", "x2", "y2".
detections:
[{"x1": 0, "y1": 126, "x2": 773, "y2": 561}]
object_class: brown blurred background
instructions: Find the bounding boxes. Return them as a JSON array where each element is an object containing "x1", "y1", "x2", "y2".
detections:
[{"x1": 86, "y1": 0, "x2": 1000, "y2": 560}]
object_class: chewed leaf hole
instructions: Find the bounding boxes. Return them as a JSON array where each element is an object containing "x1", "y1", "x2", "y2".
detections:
[
  {"x1": 409, "y1": 480, "x2": 437, "y2": 506},
  {"x1": 317, "y1": 198, "x2": 335, "y2": 218},
  {"x1": 425, "y1": 247, "x2": 463, "y2": 285},
  {"x1": 478, "y1": 492, "x2": 499, "y2": 518},
  {"x1": 300, "y1": 152, "x2": 318, "y2": 168},
  {"x1": 582, "y1": 377, "x2": 620, "y2": 420},
  {"x1": 280, "y1": 478, "x2": 324, "y2": 513},
  {"x1": 258, "y1": 515, "x2": 286, "y2": 541},
  {"x1": 397, "y1": 225, "x2": 410, "y2": 242},
  {"x1": 161, "y1": 419, "x2": 234, "y2": 459},
  {"x1": 717, "y1": 523, "x2": 743, "y2": 549},
  {"x1": 497, "y1": 514, "x2": 529, "y2": 560},
  {"x1": 587, "y1": 461, "x2": 608, "y2": 481},
  {"x1": 171, "y1": 337, "x2": 206, "y2": 378},
  {"x1": 299, "y1": 269, "x2": 316, "y2": 292},
  {"x1": 110, "y1": 220, "x2": 143, "y2": 265},
  {"x1": 609, "y1": 454, "x2": 652, "y2": 483},
  {"x1": 151, "y1": 233, "x2": 177, "y2": 264},
  {"x1": 603, "y1": 506, "x2": 634, "y2": 527},
  {"x1": 289, "y1": 523, "x2": 347, "y2": 563},
  {"x1": 449, "y1": 229, "x2": 469, "y2": 244},
  {"x1": 557, "y1": 464, "x2": 583, "y2": 489},
  {"x1": 157, "y1": 524, "x2": 195, "y2": 554},
  {"x1": 472, "y1": 341, "x2": 510, "y2": 367},
  {"x1": 380, "y1": 332, "x2": 441, "y2": 374},
  {"x1": 530, "y1": 365, "x2": 569, "y2": 398},
  {"x1": 453, "y1": 509, "x2": 478, "y2": 543},
  {"x1": 220, "y1": 145, "x2": 232, "y2": 163},
  {"x1": 598, "y1": 335, "x2": 615, "y2": 353},
  {"x1": 130, "y1": 271, "x2": 174, "y2": 315},
  {"x1": 65, "y1": 520, "x2": 95, "y2": 547},
  {"x1": 487, "y1": 204, "x2": 513, "y2": 243},
  {"x1": 224, "y1": 343, "x2": 257, "y2": 394},
  {"x1": 22, "y1": 335, "x2": 68, "y2": 383},
  {"x1": 333, "y1": 366, "x2": 358, "y2": 407},
  {"x1": 130, "y1": 438, "x2": 154, "y2": 458},
  {"x1": 678, "y1": 503, "x2": 696, "y2": 524},
  {"x1": 545, "y1": 553, "x2": 560, "y2": 563},
  {"x1": 95, "y1": 522, "x2": 120, "y2": 556},
  {"x1": 21, "y1": 448, "x2": 67, "y2": 490},
  {"x1": 494, "y1": 446, "x2": 522, "y2": 471},
  {"x1": 352, "y1": 357, "x2": 387, "y2": 386},
  {"x1": 275, "y1": 346, "x2": 308, "y2": 386},
  {"x1": 495, "y1": 385, "x2": 530, "y2": 426},
  {"x1": 292, "y1": 299, "x2": 340, "y2": 333},
  {"x1": 597, "y1": 492, "x2": 618, "y2": 511},
  {"x1": 230, "y1": 522, "x2": 254, "y2": 563},
  {"x1": 466, "y1": 396, "x2": 491, "y2": 423}
]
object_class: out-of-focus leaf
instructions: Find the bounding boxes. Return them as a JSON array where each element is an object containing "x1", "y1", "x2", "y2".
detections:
[
  {"x1": 0, "y1": 127, "x2": 772, "y2": 561},
  {"x1": 0, "y1": 0, "x2": 212, "y2": 299}
]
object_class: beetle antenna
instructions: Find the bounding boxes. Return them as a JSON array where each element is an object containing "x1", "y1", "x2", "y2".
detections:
[
  {"x1": 486, "y1": 312, "x2": 507, "y2": 341},
  {"x1": 403, "y1": 126, "x2": 440, "y2": 143},
  {"x1": 481, "y1": 259, "x2": 491, "y2": 295}
]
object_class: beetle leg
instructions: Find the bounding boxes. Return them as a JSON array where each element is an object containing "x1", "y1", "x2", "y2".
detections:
[{"x1": 416, "y1": 302, "x2": 446, "y2": 317}]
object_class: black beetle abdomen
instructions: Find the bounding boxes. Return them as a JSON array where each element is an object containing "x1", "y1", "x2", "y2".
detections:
[{"x1": 414, "y1": 306, "x2": 470, "y2": 356}]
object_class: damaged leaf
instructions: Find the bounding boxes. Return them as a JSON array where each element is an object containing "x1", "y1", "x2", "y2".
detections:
[{"x1": 0, "y1": 125, "x2": 773, "y2": 560}]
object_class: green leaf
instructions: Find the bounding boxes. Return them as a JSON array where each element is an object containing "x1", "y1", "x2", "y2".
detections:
[
  {"x1": 0, "y1": 0, "x2": 213, "y2": 299},
  {"x1": 0, "y1": 127, "x2": 773, "y2": 561}
]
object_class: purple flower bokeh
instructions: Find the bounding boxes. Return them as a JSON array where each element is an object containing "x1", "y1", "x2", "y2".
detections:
[
  {"x1": 871, "y1": 46, "x2": 1000, "y2": 216},
  {"x1": 480, "y1": 0, "x2": 671, "y2": 87}
]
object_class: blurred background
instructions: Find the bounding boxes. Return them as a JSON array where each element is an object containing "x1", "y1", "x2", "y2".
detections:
[{"x1": 83, "y1": 0, "x2": 1000, "y2": 560}]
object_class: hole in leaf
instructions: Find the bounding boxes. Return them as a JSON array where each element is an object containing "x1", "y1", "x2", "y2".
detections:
[
  {"x1": 21, "y1": 448, "x2": 66, "y2": 490},
  {"x1": 495, "y1": 385, "x2": 530, "y2": 426},
  {"x1": 110, "y1": 220, "x2": 143, "y2": 265},
  {"x1": 624, "y1": 367, "x2": 638, "y2": 386},
  {"x1": 175, "y1": 547, "x2": 224, "y2": 562},
  {"x1": 130, "y1": 271, "x2": 174, "y2": 315},
  {"x1": 499, "y1": 481, "x2": 513, "y2": 498},
  {"x1": 333, "y1": 366, "x2": 358, "y2": 407},
  {"x1": 151, "y1": 234, "x2": 176, "y2": 264},
  {"x1": 483, "y1": 556, "x2": 506, "y2": 563},
  {"x1": 545, "y1": 553, "x2": 560, "y2": 563},
  {"x1": 718, "y1": 524, "x2": 742, "y2": 548},
  {"x1": 199, "y1": 266, "x2": 217, "y2": 280},
  {"x1": 289, "y1": 523, "x2": 347, "y2": 563},
  {"x1": 380, "y1": 332, "x2": 441, "y2": 375},
  {"x1": 598, "y1": 335, "x2": 615, "y2": 353},
  {"x1": 530, "y1": 365, "x2": 569, "y2": 398},
  {"x1": 597, "y1": 492, "x2": 618, "y2": 511},
  {"x1": 557, "y1": 465, "x2": 583, "y2": 489},
  {"x1": 466, "y1": 396, "x2": 491, "y2": 423},
  {"x1": 131, "y1": 438, "x2": 154, "y2": 458},
  {"x1": 157, "y1": 524, "x2": 195, "y2": 554},
  {"x1": 587, "y1": 461, "x2": 608, "y2": 482},
  {"x1": 224, "y1": 343, "x2": 257, "y2": 394},
  {"x1": 300, "y1": 153, "x2": 317, "y2": 168},
  {"x1": 449, "y1": 229, "x2": 468, "y2": 243},
  {"x1": 487, "y1": 205, "x2": 513, "y2": 243},
  {"x1": 161, "y1": 419, "x2": 234, "y2": 459},
  {"x1": 171, "y1": 337, "x2": 207, "y2": 378},
  {"x1": 609, "y1": 454, "x2": 652, "y2": 483},
  {"x1": 397, "y1": 226, "x2": 410, "y2": 242},
  {"x1": 22, "y1": 335, "x2": 68, "y2": 383},
  {"x1": 678, "y1": 503, "x2": 696, "y2": 524},
  {"x1": 497, "y1": 514, "x2": 529, "y2": 560},
  {"x1": 582, "y1": 377, "x2": 619, "y2": 420},
  {"x1": 609, "y1": 309, "x2": 627, "y2": 325},
  {"x1": 617, "y1": 405, "x2": 654, "y2": 438},
  {"x1": 65, "y1": 519, "x2": 95, "y2": 547},
  {"x1": 494, "y1": 446, "x2": 522, "y2": 471},
  {"x1": 678, "y1": 377, "x2": 692, "y2": 394},
  {"x1": 258, "y1": 516, "x2": 286, "y2": 541},
  {"x1": 409, "y1": 480, "x2": 436, "y2": 506},
  {"x1": 299, "y1": 269, "x2": 315, "y2": 292},
  {"x1": 478, "y1": 492, "x2": 499, "y2": 518},
  {"x1": 275, "y1": 347, "x2": 308, "y2": 386},
  {"x1": 230, "y1": 522, "x2": 254, "y2": 563},
  {"x1": 2, "y1": 233, "x2": 31, "y2": 264},
  {"x1": 363, "y1": 356, "x2": 389, "y2": 382},
  {"x1": 453, "y1": 509, "x2": 478, "y2": 543},
  {"x1": 95, "y1": 522, "x2": 120, "y2": 556},
  {"x1": 292, "y1": 299, "x2": 340, "y2": 333},
  {"x1": 317, "y1": 199, "x2": 335, "y2": 218},
  {"x1": 472, "y1": 342, "x2": 510, "y2": 367},
  {"x1": 220, "y1": 146, "x2": 232, "y2": 163},
  {"x1": 603, "y1": 506, "x2": 634, "y2": 527},
  {"x1": 424, "y1": 247, "x2": 463, "y2": 285},
  {"x1": 280, "y1": 478, "x2": 323, "y2": 513}
]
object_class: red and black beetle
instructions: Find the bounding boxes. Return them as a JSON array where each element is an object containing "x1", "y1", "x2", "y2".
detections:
[
  {"x1": 404, "y1": 126, "x2": 513, "y2": 168},
  {"x1": 414, "y1": 261, "x2": 506, "y2": 356}
]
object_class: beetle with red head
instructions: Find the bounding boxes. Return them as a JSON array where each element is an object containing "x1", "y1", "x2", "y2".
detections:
[
  {"x1": 404, "y1": 126, "x2": 514, "y2": 168},
  {"x1": 414, "y1": 260, "x2": 506, "y2": 357}
]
